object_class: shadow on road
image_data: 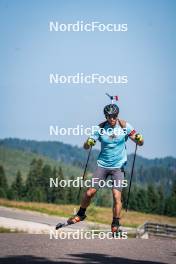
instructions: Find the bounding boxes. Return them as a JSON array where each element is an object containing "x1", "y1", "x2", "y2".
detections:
[{"x1": 0, "y1": 254, "x2": 166, "y2": 264}]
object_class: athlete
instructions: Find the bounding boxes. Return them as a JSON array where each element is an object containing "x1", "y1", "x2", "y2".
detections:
[{"x1": 67, "y1": 104, "x2": 144, "y2": 233}]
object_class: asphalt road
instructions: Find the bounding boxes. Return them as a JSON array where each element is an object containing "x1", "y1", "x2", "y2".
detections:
[
  {"x1": 0, "y1": 206, "x2": 108, "y2": 231},
  {"x1": 0, "y1": 206, "x2": 68, "y2": 227},
  {"x1": 0, "y1": 234, "x2": 175, "y2": 264},
  {"x1": 0, "y1": 206, "x2": 175, "y2": 263}
]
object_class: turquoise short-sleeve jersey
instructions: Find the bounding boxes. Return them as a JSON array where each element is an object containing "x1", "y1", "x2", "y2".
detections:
[{"x1": 90, "y1": 121, "x2": 135, "y2": 169}]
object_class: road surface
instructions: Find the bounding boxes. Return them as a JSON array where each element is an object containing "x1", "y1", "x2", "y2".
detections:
[
  {"x1": 0, "y1": 206, "x2": 176, "y2": 263},
  {"x1": 0, "y1": 234, "x2": 175, "y2": 263}
]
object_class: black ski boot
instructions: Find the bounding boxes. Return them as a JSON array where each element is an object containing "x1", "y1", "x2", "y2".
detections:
[{"x1": 67, "y1": 214, "x2": 86, "y2": 225}]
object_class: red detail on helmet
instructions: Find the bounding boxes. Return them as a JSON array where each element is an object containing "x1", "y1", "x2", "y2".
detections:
[{"x1": 114, "y1": 96, "x2": 119, "y2": 101}]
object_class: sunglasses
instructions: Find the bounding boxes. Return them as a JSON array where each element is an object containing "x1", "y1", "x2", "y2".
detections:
[{"x1": 106, "y1": 114, "x2": 118, "y2": 119}]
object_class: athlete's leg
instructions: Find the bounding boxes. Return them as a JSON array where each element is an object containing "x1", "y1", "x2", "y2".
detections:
[
  {"x1": 67, "y1": 166, "x2": 107, "y2": 224},
  {"x1": 111, "y1": 169, "x2": 124, "y2": 218},
  {"x1": 80, "y1": 187, "x2": 97, "y2": 208},
  {"x1": 111, "y1": 188, "x2": 122, "y2": 233},
  {"x1": 80, "y1": 166, "x2": 108, "y2": 208},
  {"x1": 112, "y1": 188, "x2": 122, "y2": 218}
]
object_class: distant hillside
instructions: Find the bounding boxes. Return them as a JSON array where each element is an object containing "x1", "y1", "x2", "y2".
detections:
[
  {"x1": 0, "y1": 138, "x2": 98, "y2": 171},
  {"x1": 1, "y1": 138, "x2": 176, "y2": 170},
  {"x1": 0, "y1": 138, "x2": 176, "y2": 192},
  {"x1": 0, "y1": 146, "x2": 82, "y2": 184}
]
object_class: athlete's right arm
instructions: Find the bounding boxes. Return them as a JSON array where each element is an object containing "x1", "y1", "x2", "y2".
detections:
[{"x1": 83, "y1": 126, "x2": 100, "y2": 149}]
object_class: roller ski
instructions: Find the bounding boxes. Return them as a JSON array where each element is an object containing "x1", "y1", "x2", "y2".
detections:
[{"x1": 56, "y1": 214, "x2": 86, "y2": 230}]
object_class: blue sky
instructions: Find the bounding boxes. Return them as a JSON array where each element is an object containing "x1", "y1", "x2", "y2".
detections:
[{"x1": 0, "y1": 0, "x2": 176, "y2": 158}]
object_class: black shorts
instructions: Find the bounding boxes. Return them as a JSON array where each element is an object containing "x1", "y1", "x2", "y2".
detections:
[{"x1": 91, "y1": 166, "x2": 125, "y2": 191}]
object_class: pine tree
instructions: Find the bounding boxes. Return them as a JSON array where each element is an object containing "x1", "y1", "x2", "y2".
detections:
[
  {"x1": 11, "y1": 170, "x2": 24, "y2": 200},
  {"x1": 41, "y1": 164, "x2": 52, "y2": 202},
  {"x1": 0, "y1": 165, "x2": 8, "y2": 198},
  {"x1": 147, "y1": 184, "x2": 159, "y2": 213},
  {"x1": 51, "y1": 166, "x2": 66, "y2": 204},
  {"x1": 164, "y1": 180, "x2": 176, "y2": 216},
  {"x1": 58, "y1": 166, "x2": 66, "y2": 203},
  {"x1": 122, "y1": 185, "x2": 128, "y2": 209},
  {"x1": 66, "y1": 175, "x2": 77, "y2": 204},
  {"x1": 50, "y1": 167, "x2": 58, "y2": 203},
  {"x1": 128, "y1": 185, "x2": 138, "y2": 211},
  {"x1": 25, "y1": 159, "x2": 43, "y2": 201},
  {"x1": 157, "y1": 185, "x2": 165, "y2": 215},
  {"x1": 171, "y1": 180, "x2": 176, "y2": 197},
  {"x1": 136, "y1": 187, "x2": 148, "y2": 212}
]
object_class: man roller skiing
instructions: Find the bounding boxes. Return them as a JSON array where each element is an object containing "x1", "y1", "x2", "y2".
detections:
[{"x1": 67, "y1": 103, "x2": 144, "y2": 234}]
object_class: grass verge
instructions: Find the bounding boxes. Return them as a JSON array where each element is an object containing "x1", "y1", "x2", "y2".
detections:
[
  {"x1": 0, "y1": 227, "x2": 24, "y2": 233},
  {"x1": 0, "y1": 199, "x2": 176, "y2": 228}
]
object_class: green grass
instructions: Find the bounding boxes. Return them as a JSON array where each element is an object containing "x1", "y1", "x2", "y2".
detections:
[
  {"x1": 0, "y1": 227, "x2": 23, "y2": 233},
  {"x1": 1, "y1": 199, "x2": 176, "y2": 228}
]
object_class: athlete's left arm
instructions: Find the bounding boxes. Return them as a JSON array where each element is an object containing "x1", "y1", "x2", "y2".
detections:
[
  {"x1": 126, "y1": 122, "x2": 144, "y2": 146},
  {"x1": 129, "y1": 133, "x2": 144, "y2": 146}
]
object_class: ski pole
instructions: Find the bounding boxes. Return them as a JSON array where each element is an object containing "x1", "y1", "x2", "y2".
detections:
[
  {"x1": 77, "y1": 146, "x2": 92, "y2": 200},
  {"x1": 126, "y1": 143, "x2": 138, "y2": 212}
]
